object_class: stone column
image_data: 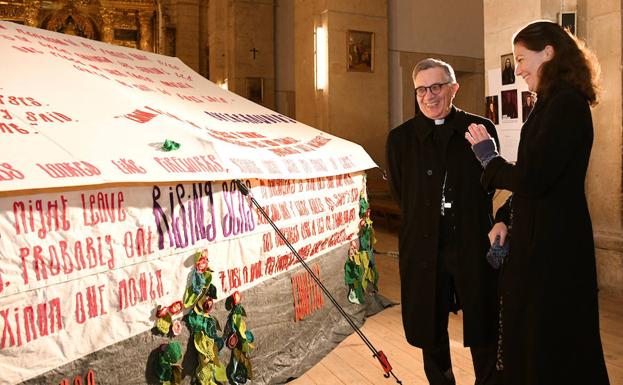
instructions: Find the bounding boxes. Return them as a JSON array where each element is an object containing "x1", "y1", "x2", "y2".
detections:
[
  {"x1": 208, "y1": 0, "x2": 230, "y2": 87},
  {"x1": 100, "y1": 9, "x2": 114, "y2": 43},
  {"x1": 170, "y1": 0, "x2": 200, "y2": 71},
  {"x1": 139, "y1": 11, "x2": 153, "y2": 52},
  {"x1": 230, "y1": 0, "x2": 275, "y2": 108},
  {"x1": 580, "y1": 0, "x2": 623, "y2": 295}
]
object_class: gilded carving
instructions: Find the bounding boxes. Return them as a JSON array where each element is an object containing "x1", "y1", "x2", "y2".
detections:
[
  {"x1": 0, "y1": 4, "x2": 25, "y2": 21},
  {"x1": 1, "y1": 0, "x2": 157, "y2": 53},
  {"x1": 116, "y1": 40, "x2": 137, "y2": 48},
  {"x1": 115, "y1": 10, "x2": 138, "y2": 29},
  {"x1": 105, "y1": 0, "x2": 152, "y2": 3},
  {"x1": 23, "y1": 0, "x2": 40, "y2": 26},
  {"x1": 44, "y1": 3, "x2": 98, "y2": 39}
]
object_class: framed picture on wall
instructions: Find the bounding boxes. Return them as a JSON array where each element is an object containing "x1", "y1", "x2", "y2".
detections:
[
  {"x1": 485, "y1": 95, "x2": 499, "y2": 124},
  {"x1": 501, "y1": 53, "x2": 515, "y2": 85},
  {"x1": 501, "y1": 89, "x2": 518, "y2": 120},
  {"x1": 347, "y1": 30, "x2": 374, "y2": 72},
  {"x1": 246, "y1": 77, "x2": 264, "y2": 103},
  {"x1": 521, "y1": 91, "x2": 535, "y2": 122},
  {"x1": 559, "y1": 12, "x2": 576, "y2": 34}
]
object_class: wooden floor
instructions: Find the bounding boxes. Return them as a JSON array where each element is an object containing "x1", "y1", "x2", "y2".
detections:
[{"x1": 291, "y1": 225, "x2": 623, "y2": 385}]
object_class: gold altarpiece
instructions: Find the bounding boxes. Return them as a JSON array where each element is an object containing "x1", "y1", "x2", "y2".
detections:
[{"x1": 0, "y1": 0, "x2": 173, "y2": 55}]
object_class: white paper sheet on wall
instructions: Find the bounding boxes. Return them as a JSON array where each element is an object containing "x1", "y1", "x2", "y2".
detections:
[{"x1": 486, "y1": 68, "x2": 530, "y2": 162}]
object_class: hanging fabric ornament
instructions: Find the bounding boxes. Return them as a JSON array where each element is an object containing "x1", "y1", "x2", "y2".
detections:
[
  {"x1": 155, "y1": 342, "x2": 183, "y2": 385},
  {"x1": 151, "y1": 248, "x2": 226, "y2": 385},
  {"x1": 183, "y1": 249, "x2": 227, "y2": 385},
  {"x1": 183, "y1": 249, "x2": 215, "y2": 307},
  {"x1": 223, "y1": 291, "x2": 254, "y2": 385},
  {"x1": 345, "y1": 188, "x2": 380, "y2": 304}
]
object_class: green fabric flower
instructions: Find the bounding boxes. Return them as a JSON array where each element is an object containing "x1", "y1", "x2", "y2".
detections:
[
  {"x1": 187, "y1": 310, "x2": 218, "y2": 336},
  {"x1": 224, "y1": 293, "x2": 254, "y2": 384},
  {"x1": 345, "y1": 191, "x2": 380, "y2": 304},
  {"x1": 156, "y1": 342, "x2": 183, "y2": 383},
  {"x1": 192, "y1": 270, "x2": 207, "y2": 294},
  {"x1": 162, "y1": 139, "x2": 181, "y2": 151}
]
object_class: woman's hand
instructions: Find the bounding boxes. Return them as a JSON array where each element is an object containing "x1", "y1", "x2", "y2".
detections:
[
  {"x1": 489, "y1": 221, "x2": 508, "y2": 246},
  {"x1": 465, "y1": 123, "x2": 499, "y2": 167},
  {"x1": 465, "y1": 123, "x2": 492, "y2": 145}
]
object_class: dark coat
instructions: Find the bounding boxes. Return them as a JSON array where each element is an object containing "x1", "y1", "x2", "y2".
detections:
[
  {"x1": 483, "y1": 83, "x2": 610, "y2": 385},
  {"x1": 386, "y1": 108, "x2": 500, "y2": 349}
]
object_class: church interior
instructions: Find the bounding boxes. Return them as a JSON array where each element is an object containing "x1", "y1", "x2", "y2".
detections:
[{"x1": 1, "y1": 0, "x2": 622, "y2": 383}]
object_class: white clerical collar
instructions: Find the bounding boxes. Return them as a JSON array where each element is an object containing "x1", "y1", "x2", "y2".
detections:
[{"x1": 434, "y1": 119, "x2": 445, "y2": 125}]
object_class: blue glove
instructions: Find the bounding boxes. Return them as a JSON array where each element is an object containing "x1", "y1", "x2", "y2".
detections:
[
  {"x1": 486, "y1": 234, "x2": 509, "y2": 269},
  {"x1": 471, "y1": 139, "x2": 499, "y2": 167}
]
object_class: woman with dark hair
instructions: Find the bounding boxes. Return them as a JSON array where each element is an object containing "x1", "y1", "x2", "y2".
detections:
[{"x1": 465, "y1": 20, "x2": 610, "y2": 385}]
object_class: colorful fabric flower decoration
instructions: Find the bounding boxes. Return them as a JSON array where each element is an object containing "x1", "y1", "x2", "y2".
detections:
[
  {"x1": 345, "y1": 189, "x2": 380, "y2": 304},
  {"x1": 169, "y1": 301, "x2": 184, "y2": 315},
  {"x1": 171, "y1": 320, "x2": 182, "y2": 336},
  {"x1": 223, "y1": 292, "x2": 254, "y2": 384},
  {"x1": 155, "y1": 342, "x2": 183, "y2": 385},
  {"x1": 153, "y1": 248, "x2": 225, "y2": 384}
]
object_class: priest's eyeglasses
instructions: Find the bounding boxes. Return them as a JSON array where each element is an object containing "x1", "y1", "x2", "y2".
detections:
[{"x1": 415, "y1": 82, "x2": 451, "y2": 97}]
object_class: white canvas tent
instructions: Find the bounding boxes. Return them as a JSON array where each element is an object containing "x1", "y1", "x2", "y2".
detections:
[{"x1": 0, "y1": 21, "x2": 378, "y2": 384}]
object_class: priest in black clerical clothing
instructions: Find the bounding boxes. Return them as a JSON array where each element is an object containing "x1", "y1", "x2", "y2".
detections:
[{"x1": 386, "y1": 58, "x2": 501, "y2": 385}]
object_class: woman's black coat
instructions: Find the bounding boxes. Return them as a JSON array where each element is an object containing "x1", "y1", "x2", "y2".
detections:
[
  {"x1": 386, "y1": 108, "x2": 500, "y2": 349},
  {"x1": 484, "y1": 83, "x2": 610, "y2": 385}
]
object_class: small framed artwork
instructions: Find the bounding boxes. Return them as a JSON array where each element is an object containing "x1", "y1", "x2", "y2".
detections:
[
  {"x1": 501, "y1": 53, "x2": 515, "y2": 85},
  {"x1": 559, "y1": 12, "x2": 576, "y2": 35},
  {"x1": 246, "y1": 77, "x2": 264, "y2": 103},
  {"x1": 347, "y1": 30, "x2": 374, "y2": 72},
  {"x1": 501, "y1": 89, "x2": 518, "y2": 120},
  {"x1": 485, "y1": 95, "x2": 499, "y2": 125},
  {"x1": 521, "y1": 91, "x2": 535, "y2": 122}
]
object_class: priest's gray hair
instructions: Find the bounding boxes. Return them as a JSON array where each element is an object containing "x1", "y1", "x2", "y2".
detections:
[{"x1": 412, "y1": 58, "x2": 457, "y2": 84}]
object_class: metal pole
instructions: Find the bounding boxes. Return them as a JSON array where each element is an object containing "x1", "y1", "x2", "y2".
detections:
[{"x1": 234, "y1": 179, "x2": 402, "y2": 384}]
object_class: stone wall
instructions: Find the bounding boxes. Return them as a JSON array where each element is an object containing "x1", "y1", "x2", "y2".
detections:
[
  {"x1": 294, "y1": 0, "x2": 389, "y2": 187},
  {"x1": 275, "y1": 0, "x2": 296, "y2": 118},
  {"x1": 166, "y1": 0, "x2": 274, "y2": 109},
  {"x1": 326, "y1": 3, "x2": 389, "y2": 172},
  {"x1": 388, "y1": 0, "x2": 486, "y2": 130},
  {"x1": 166, "y1": 0, "x2": 201, "y2": 72}
]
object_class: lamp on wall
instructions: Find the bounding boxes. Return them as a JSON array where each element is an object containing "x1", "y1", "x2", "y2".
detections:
[{"x1": 315, "y1": 26, "x2": 328, "y2": 91}]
